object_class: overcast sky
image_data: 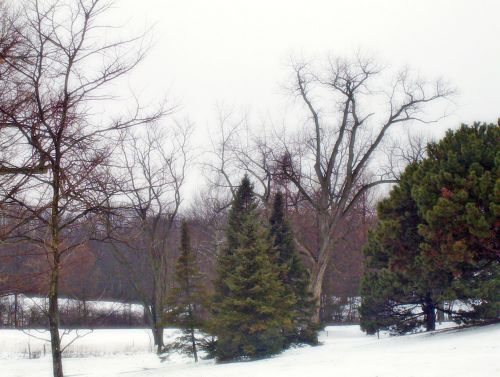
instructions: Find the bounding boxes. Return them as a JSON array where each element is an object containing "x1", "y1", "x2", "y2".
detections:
[
  {"x1": 104, "y1": 0, "x2": 500, "y2": 200},
  {"x1": 113, "y1": 0, "x2": 499, "y2": 129}
]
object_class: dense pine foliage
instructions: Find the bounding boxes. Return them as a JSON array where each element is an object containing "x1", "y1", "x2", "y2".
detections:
[
  {"x1": 269, "y1": 192, "x2": 318, "y2": 344},
  {"x1": 414, "y1": 123, "x2": 500, "y2": 321},
  {"x1": 359, "y1": 163, "x2": 449, "y2": 334},
  {"x1": 210, "y1": 176, "x2": 288, "y2": 360},
  {"x1": 360, "y1": 123, "x2": 500, "y2": 334}
]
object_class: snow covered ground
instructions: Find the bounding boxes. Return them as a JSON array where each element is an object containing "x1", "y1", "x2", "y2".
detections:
[
  {"x1": 0, "y1": 323, "x2": 498, "y2": 377},
  {"x1": 1, "y1": 295, "x2": 144, "y2": 317}
]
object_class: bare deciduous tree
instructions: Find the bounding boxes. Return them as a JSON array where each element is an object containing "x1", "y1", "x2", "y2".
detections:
[
  {"x1": 203, "y1": 109, "x2": 277, "y2": 211},
  {"x1": 0, "y1": 1, "x2": 164, "y2": 376},
  {"x1": 110, "y1": 121, "x2": 191, "y2": 354},
  {"x1": 273, "y1": 55, "x2": 453, "y2": 322}
]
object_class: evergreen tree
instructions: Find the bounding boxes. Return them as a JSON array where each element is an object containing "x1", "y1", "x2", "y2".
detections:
[
  {"x1": 360, "y1": 123, "x2": 500, "y2": 334},
  {"x1": 269, "y1": 192, "x2": 318, "y2": 344},
  {"x1": 211, "y1": 176, "x2": 287, "y2": 361},
  {"x1": 165, "y1": 221, "x2": 206, "y2": 361},
  {"x1": 360, "y1": 163, "x2": 452, "y2": 334},
  {"x1": 413, "y1": 123, "x2": 500, "y2": 321}
]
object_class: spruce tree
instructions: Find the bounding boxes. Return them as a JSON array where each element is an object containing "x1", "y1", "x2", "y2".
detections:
[
  {"x1": 211, "y1": 176, "x2": 287, "y2": 361},
  {"x1": 269, "y1": 192, "x2": 318, "y2": 344},
  {"x1": 165, "y1": 221, "x2": 205, "y2": 361}
]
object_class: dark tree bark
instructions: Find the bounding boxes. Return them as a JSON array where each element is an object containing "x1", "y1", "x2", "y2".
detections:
[{"x1": 424, "y1": 293, "x2": 436, "y2": 331}]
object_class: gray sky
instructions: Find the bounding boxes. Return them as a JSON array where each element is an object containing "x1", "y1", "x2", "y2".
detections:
[
  {"x1": 115, "y1": 0, "x2": 499, "y2": 129},
  {"x1": 108, "y1": 0, "x2": 499, "y2": 201}
]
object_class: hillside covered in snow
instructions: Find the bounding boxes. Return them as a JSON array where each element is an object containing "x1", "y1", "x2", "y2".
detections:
[{"x1": 1, "y1": 323, "x2": 498, "y2": 377}]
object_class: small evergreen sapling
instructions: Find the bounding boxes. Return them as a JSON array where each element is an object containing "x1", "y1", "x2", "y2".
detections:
[{"x1": 165, "y1": 221, "x2": 206, "y2": 362}]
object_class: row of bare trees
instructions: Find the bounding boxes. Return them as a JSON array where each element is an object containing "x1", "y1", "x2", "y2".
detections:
[{"x1": 0, "y1": 1, "x2": 452, "y2": 376}]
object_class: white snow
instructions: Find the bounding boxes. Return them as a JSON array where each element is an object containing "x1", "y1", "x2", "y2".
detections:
[
  {"x1": 0, "y1": 295, "x2": 144, "y2": 316},
  {"x1": 0, "y1": 323, "x2": 498, "y2": 377}
]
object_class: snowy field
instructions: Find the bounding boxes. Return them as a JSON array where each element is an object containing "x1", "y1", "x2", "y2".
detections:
[
  {"x1": 0, "y1": 295, "x2": 145, "y2": 317},
  {"x1": 1, "y1": 323, "x2": 498, "y2": 377}
]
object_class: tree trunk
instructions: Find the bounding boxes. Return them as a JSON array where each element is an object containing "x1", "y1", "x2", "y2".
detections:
[
  {"x1": 48, "y1": 262, "x2": 63, "y2": 377},
  {"x1": 144, "y1": 303, "x2": 165, "y2": 353},
  {"x1": 13, "y1": 293, "x2": 18, "y2": 328},
  {"x1": 188, "y1": 304, "x2": 198, "y2": 362},
  {"x1": 49, "y1": 168, "x2": 63, "y2": 377},
  {"x1": 310, "y1": 221, "x2": 332, "y2": 324},
  {"x1": 424, "y1": 293, "x2": 436, "y2": 332},
  {"x1": 436, "y1": 304, "x2": 445, "y2": 324},
  {"x1": 83, "y1": 299, "x2": 87, "y2": 320},
  {"x1": 153, "y1": 326, "x2": 164, "y2": 354},
  {"x1": 311, "y1": 268, "x2": 324, "y2": 324},
  {"x1": 190, "y1": 325, "x2": 198, "y2": 362}
]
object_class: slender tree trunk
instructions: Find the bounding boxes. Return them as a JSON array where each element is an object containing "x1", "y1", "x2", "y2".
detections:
[
  {"x1": 48, "y1": 165, "x2": 64, "y2": 377},
  {"x1": 437, "y1": 304, "x2": 445, "y2": 324},
  {"x1": 81, "y1": 299, "x2": 88, "y2": 325},
  {"x1": 190, "y1": 325, "x2": 198, "y2": 362},
  {"x1": 127, "y1": 304, "x2": 132, "y2": 327},
  {"x1": 13, "y1": 293, "x2": 18, "y2": 328},
  {"x1": 188, "y1": 304, "x2": 198, "y2": 362},
  {"x1": 48, "y1": 258, "x2": 63, "y2": 377}
]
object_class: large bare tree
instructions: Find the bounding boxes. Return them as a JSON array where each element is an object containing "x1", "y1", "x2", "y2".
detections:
[
  {"x1": 0, "y1": 1, "x2": 163, "y2": 376},
  {"x1": 274, "y1": 55, "x2": 452, "y2": 322},
  {"x1": 206, "y1": 56, "x2": 452, "y2": 323}
]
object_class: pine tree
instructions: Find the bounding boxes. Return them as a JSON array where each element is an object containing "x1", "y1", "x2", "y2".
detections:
[
  {"x1": 359, "y1": 163, "x2": 452, "y2": 334},
  {"x1": 165, "y1": 221, "x2": 206, "y2": 361},
  {"x1": 269, "y1": 192, "x2": 318, "y2": 344},
  {"x1": 211, "y1": 176, "x2": 287, "y2": 361},
  {"x1": 413, "y1": 123, "x2": 500, "y2": 321},
  {"x1": 360, "y1": 123, "x2": 500, "y2": 334}
]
